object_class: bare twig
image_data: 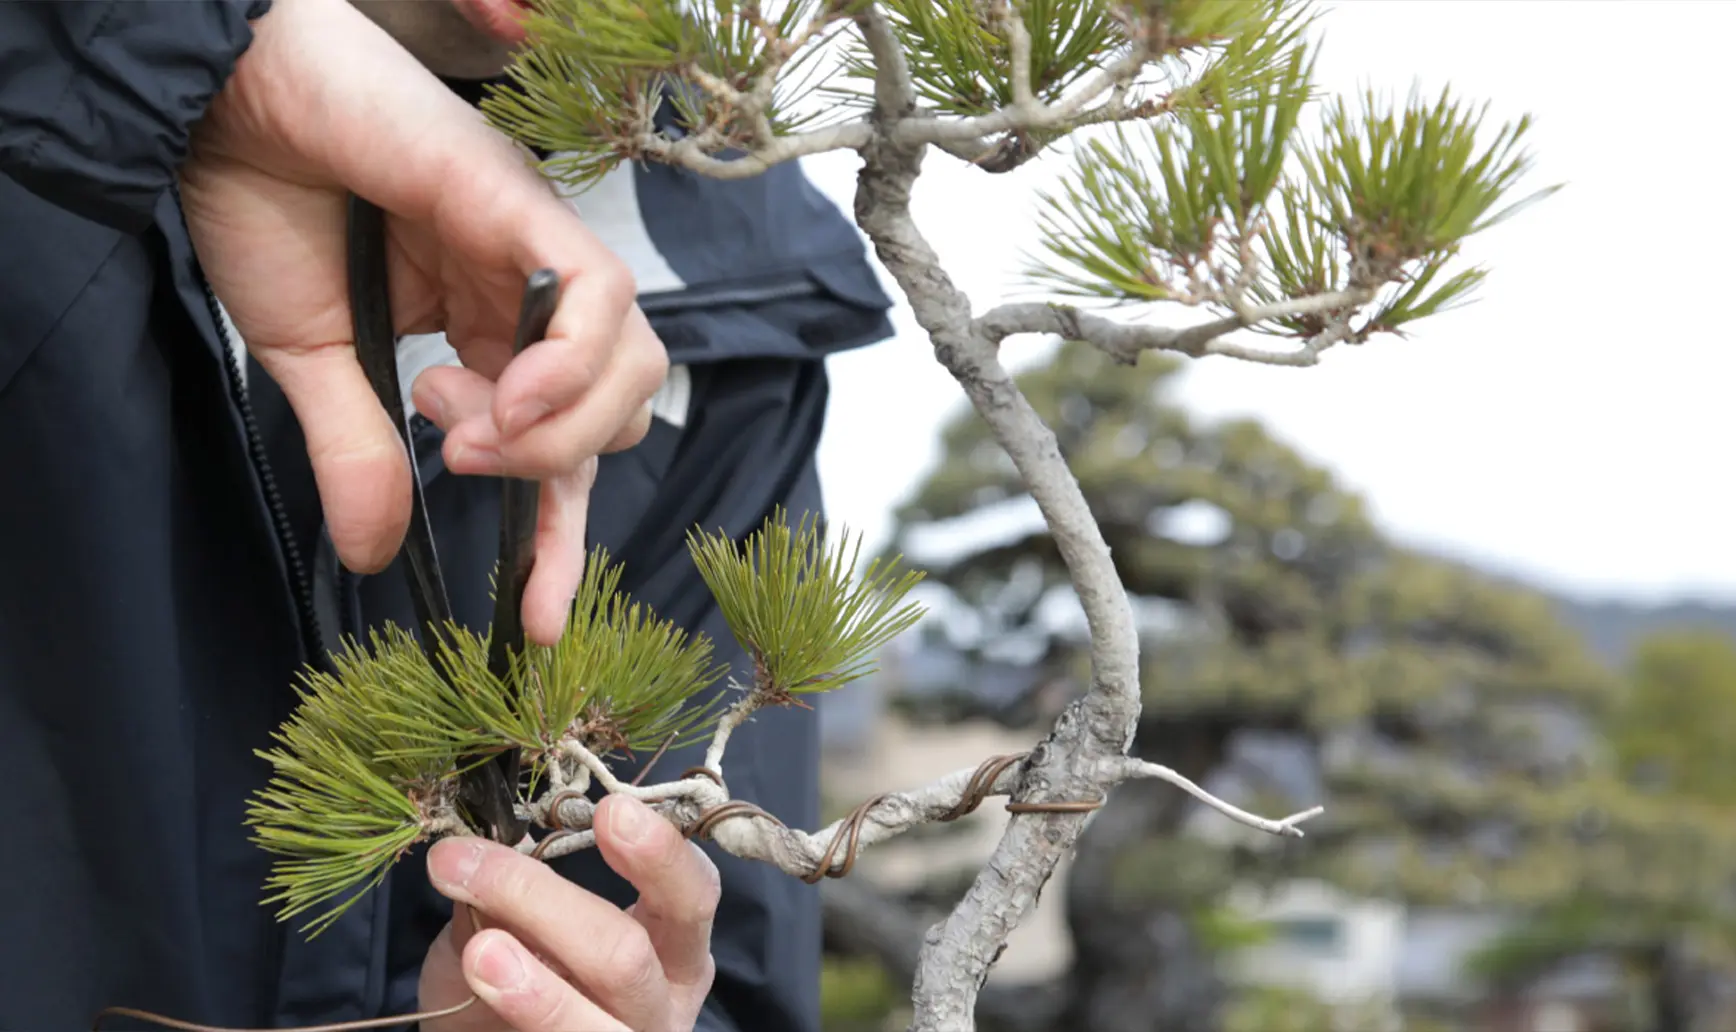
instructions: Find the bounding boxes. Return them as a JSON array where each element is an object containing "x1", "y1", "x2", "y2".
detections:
[
  {"x1": 535, "y1": 756, "x2": 1017, "y2": 869},
  {"x1": 997, "y1": 2, "x2": 1037, "y2": 112},
  {"x1": 890, "y1": 45, "x2": 1152, "y2": 152},
  {"x1": 702, "y1": 687, "x2": 764, "y2": 773},
  {"x1": 636, "y1": 120, "x2": 874, "y2": 178},
  {"x1": 1119, "y1": 758, "x2": 1323, "y2": 837},
  {"x1": 633, "y1": 7, "x2": 1157, "y2": 180},
  {"x1": 555, "y1": 740, "x2": 697, "y2": 804}
]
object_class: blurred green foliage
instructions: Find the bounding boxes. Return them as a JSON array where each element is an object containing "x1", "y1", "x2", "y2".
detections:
[
  {"x1": 821, "y1": 956, "x2": 905, "y2": 1032},
  {"x1": 1465, "y1": 630, "x2": 1736, "y2": 1027},
  {"x1": 1613, "y1": 631, "x2": 1736, "y2": 805}
]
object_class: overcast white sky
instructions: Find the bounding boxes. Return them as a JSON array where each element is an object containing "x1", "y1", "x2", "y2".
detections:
[{"x1": 804, "y1": 0, "x2": 1736, "y2": 605}]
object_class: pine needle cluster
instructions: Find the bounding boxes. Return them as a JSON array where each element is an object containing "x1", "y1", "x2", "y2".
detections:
[
  {"x1": 247, "y1": 626, "x2": 491, "y2": 935},
  {"x1": 691, "y1": 511, "x2": 926, "y2": 699},
  {"x1": 247, "y1": 522, "x2": 924, "y2": 935},
  {"x1": 1028, "y1": 7, "x2": 1557, "y2": 339},
  {"x1": 842, "y1": 0, "x2": 1129, "y2": 118},
  {"x1": 483, "y1": 0, "x2": 855, "y2": 186}
]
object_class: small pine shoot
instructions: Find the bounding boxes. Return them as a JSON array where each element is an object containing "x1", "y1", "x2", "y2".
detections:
[
  {"x1": 688, "y1": 512, "x2": 926, "y2": 699},
  {"x1": 516, "y1": 549, "x2": 730, "y2": 772},
  {"x1": 247, "y1": 626, "x2": 490, "y2": 936}
]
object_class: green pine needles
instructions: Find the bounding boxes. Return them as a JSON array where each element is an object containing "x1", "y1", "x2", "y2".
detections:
[
  {"x1": 246, "y1": 516, "x2": 924, "y2": 936},
  {"x1": 476, "y1": 0, "x2": 1553, "y2": 364},
  {"x1": 483, "y1": 0, "x2": 858, "y2": 187},
  {"x1": 691, "y1": 511, "x2": 926, "y2": 698},
  {"x1": 845, "y1": 0, "x2": 1128, "y2": 118}
]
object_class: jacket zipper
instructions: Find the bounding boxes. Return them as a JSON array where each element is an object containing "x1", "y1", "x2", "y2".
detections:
[
  {"x1": 168, "y1": 188, "x2": 324, "y2": 662},
  {"x1": 203, "y1": 282, "x2": 326, "y2": 660}
]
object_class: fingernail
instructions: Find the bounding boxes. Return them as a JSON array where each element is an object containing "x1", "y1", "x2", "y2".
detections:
[
  {"x1": 452, "y1": 444, "x2": 501, "y2": 474},
  {"x1": 474, "y1": 934, "x2": 527, "y2": 992},
  {"x1": 608, "y1": 796, "x2": 652, "y2": 846},
  {"x1": 430, "y1": 839, "x2": 485, "y2": 898},
  {"x1": 417, "y1": 390, "x2": 448, "y2": 426},
  {"x1": 502, "y1": 401, "x2": 551, "y2": 438}
]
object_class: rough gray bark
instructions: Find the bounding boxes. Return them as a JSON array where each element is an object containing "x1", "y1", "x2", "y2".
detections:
[{"x1": 821, "y1": 879, "x2": 1068, "y2": 1032}]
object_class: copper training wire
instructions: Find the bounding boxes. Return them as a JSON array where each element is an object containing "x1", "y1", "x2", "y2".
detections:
[
  {"x1": 682, "y1": 750, "x2": 1104, "y2": 885},
  {"x1": 92, "y1": 997, "x2": 478, "y2": 1032}
]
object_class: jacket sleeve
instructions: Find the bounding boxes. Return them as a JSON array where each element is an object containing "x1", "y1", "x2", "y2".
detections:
[{"x1": 0, "y1": 0, "x2": 271, "y2": 233}]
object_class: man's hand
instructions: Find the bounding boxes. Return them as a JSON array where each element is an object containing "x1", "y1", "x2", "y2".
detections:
[
  {"x1": 419, "y1": 796, "x2": 718, "y2": 1032},
  {"x1": 177, "y1": 0, "x2": 665, "y2": 644}
]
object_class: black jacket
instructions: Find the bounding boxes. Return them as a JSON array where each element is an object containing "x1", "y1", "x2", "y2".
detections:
[{"x1": 0, "y1": 2, "x2": 891, "y2": 1029}]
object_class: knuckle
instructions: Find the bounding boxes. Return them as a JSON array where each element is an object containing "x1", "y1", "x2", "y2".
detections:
[
  {"x1": 604, "y1": 408, "x2": 653, "y2": 454},
  {"x1": 597, "y1": 923, "x2": 660, "y2": 997},
  {"x1": 656, "y1": 843, "x2": 721, "y2": 920},
  {"x1": 570, "y1": 341, "x2": 609, "y2": 394},
  {"x1": 634, "y1": 353, "x2": 670, "y2": 403},
  {"x1": 521, "y1": 980, "x2": 586, "y2": 1032},
  {"x1": 629, "y1": 314, "x2": 669, "y2": 382},
  {"x1": 642, "y1": 845, "x2": 721, "y2": 936},
  {"x1": 690, "y1": 848, "x2": 723, "y2": 916},
  {"x1": 592, "y1": 258, "x2": 638, "y2": 306},
  {"x1": 473, "y1": 852, "x2": 540, "y2": 910},
  {"x1": 506, "y1": 432, "x2": 582, "y2": 482},
  {"x1": 547, "y1": 433, "x2": 592, "y2": 476},
  {"x1": 691, "y1": 953, "x2": 718, "y2": 996}
]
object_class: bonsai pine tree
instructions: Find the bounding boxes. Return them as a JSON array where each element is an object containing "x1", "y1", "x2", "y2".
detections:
[{"x1": 246, "y1": 2, "x2": 1556, "y2": 1028}]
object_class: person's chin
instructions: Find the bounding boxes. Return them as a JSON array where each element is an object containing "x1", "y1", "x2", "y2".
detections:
[{"x1": 449, "y1": 0, "x2": 532, "y2": 47}]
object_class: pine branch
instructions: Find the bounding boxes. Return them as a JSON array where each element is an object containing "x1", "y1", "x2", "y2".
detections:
[
  {"x1": 973, "y1": 290, "x2": 1372, "y2": 367},
  {"x1": 245, "y1": 549, "x2": 730, "y2": 934},
  {"x1": 526, "y1": 747, "x2": 1321, "y2": 870},
  {"x1": 246, "y1": 518, "x2": 928, "y2": 935}
]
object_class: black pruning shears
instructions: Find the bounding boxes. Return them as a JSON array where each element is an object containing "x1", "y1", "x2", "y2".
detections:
[{"x1": 347, "y1": 195, "x2": 558, "y2": 846}]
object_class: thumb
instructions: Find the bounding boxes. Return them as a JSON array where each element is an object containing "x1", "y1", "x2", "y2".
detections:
[{"x1": 254, "y1": 342, "x2": 411, "y2": 573}]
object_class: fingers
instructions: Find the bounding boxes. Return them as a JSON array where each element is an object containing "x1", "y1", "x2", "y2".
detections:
[
  {"x1": 463, "y1": 929, "x2": 628, "y2": 1032},
  {"x1": 254, "y1": 341, "x2": 410, "y2": 573},
  {"x1": 412, "y1": 367, "x2": 598, "y2": 646},
  {"x1": 492, "y1": 303, "x2": 668, "y2": 475},
  {"x1": 427, "y1": 836, "x2": 673, "y2": 1028},
  {"x1": 416, "y1": 307, "x2": 663, "y2": 480},
  {"x1": 486, "y1": 270, "x2": 620, "y2": 442},
  {"x1": 411, "y1": 365, "x2": 498, "y2": 474},
  {"x1": 521, "y1": 458, "x2": 596, "y2": 647},
  {"x1": 594, "y1": 796, "x2": 721, "y2": 991}
]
